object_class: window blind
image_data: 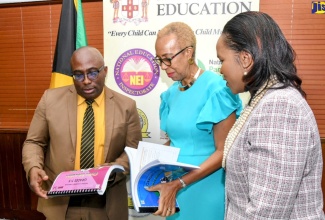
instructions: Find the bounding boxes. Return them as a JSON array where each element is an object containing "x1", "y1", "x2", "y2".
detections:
[{"x1": 0, "y1": 0, "x2": 324, "y2": 137}]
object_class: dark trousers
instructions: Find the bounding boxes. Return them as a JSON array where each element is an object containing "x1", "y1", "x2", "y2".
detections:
[{"x1": 66, "y1": 195, "x2": 108, "y2": 220}]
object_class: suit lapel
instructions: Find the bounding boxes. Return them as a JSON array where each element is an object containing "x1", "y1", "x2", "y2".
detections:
[
  {"x1": 103, "y1": 87, "x2": 114, "y2": 161},
  {"x1": 67, "y1": 86, "x2": 78, "y2": 152}
]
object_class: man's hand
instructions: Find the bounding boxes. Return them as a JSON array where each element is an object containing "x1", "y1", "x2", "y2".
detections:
[{"x1": 28, "y1": 167, "x2": 49, "y2": 199}]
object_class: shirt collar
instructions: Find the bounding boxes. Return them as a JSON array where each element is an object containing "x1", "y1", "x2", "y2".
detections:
[{"x1": 77, "y1": 89, "x2": 105, "y2": 106}]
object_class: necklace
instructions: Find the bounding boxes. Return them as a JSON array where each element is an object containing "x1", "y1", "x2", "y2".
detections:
[
  {"x1": 178, "y1": 68, "x2": 201, "y2": 91},
  {"x1": 222, "y1": 77, "x2": 278, "y2": 168}
]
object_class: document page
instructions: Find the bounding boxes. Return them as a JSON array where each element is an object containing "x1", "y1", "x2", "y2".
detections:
[{"x1": 137, "y1": 141, "x2": 180, "y2": 169}]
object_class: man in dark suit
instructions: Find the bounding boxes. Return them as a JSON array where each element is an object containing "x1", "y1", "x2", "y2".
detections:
[{"x1": 22, "y1": 46, "x2": 142, "y2": 220}]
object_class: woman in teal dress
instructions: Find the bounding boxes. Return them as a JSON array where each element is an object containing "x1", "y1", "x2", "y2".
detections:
[{"x1": 147, "y1": 22, "x2": 242, "y2": 220}]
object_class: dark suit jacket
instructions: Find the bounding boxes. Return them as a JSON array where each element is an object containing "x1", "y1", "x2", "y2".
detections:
[{"x1": 22, "y1": 85, "x2": 142, "y2": 220}]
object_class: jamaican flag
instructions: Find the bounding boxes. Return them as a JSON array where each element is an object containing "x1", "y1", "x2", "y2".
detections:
[{"x1": 50, "y1": 0, "x2": 88, "y2": 88}]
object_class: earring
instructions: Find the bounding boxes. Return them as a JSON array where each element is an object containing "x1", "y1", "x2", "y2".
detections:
[
  {"x1": 188, "y1": 58, "x2": 194, "y2": 65},
  {"x1": 243, "y1": 71, "x2": 247, "y2": 76}
]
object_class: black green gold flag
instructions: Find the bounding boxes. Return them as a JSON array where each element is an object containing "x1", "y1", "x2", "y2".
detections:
[{"x1": 50, "y1": 0, "x2": 88, "y2": 88}]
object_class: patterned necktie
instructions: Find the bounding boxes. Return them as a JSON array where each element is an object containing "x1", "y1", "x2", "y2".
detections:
[{"x1": 80, "y1": 99, "x2": 95, "y2": 169}]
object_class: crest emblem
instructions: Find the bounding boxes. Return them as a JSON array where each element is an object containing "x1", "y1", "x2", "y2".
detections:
[{"x1": 110, "y1": 0, "x2": 150, "y2": 25}]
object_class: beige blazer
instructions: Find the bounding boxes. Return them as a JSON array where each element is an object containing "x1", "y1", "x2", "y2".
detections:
[
  {"x1": 225, "y1": 86, "x2": 324, "y2": 219},
  {"x1": 22, "y1": 85, "x2": 142, "y2": 220}
]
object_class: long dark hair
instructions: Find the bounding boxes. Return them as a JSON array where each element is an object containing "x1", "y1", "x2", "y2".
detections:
[{"x1": 222, "y1": 11, "x2": 306, "y2": 102}]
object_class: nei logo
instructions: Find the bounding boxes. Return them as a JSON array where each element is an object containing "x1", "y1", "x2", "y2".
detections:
[{"x1": 312, "y1": 1, "x2": 325, "y2": 14}]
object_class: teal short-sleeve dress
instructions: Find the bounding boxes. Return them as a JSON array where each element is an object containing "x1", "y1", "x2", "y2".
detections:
[{"x1": 160, "y1": 71, "x2": 242, "y2": 220}]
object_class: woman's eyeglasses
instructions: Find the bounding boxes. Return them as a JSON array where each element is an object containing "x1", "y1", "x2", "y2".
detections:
[
  {"x1": 153, "y1": 46, "x2": 193, "y2": 67},
  {"x1": 72, "y1": 65, "x2": 105, "y2": 82}
]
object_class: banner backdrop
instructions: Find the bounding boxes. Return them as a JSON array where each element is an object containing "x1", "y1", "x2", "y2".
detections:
[{"x1": 104, "y1": 1, "x2": 259, "y2": 219}]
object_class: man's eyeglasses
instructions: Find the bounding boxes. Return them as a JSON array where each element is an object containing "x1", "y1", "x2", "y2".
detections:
[
  {"x1": 72, "y1": 65, "x2": 105, "y2": 82},
  {"x1": 153, "y1": 46, "x2": 193, "y2": 67}
]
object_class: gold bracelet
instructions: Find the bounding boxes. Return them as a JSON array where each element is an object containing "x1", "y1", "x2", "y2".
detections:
[{"x1": 178, "y1": 177, "x2": 186, "y2": 188}]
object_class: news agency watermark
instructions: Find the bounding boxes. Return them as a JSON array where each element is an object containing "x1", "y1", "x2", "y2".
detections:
[{"x1": 312, "y1": 1, "x2": 325, "y2": 14}]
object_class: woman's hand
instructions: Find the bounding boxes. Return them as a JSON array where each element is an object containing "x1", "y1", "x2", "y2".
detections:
[{"x1": 146, "y1": 180, "x2": 182, "y2": 217}]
